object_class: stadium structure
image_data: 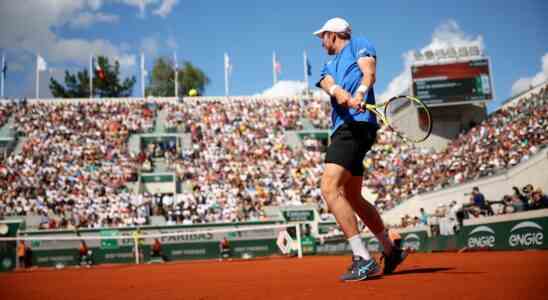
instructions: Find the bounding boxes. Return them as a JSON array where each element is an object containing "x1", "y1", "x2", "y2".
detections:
[{"x1": 0, "y1": 51, "x2": 547, "y2": 275}]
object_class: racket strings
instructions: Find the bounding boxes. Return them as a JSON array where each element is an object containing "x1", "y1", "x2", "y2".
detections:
[{"x1": 385, "y1": 96, "x2": 432, "y2": 142}]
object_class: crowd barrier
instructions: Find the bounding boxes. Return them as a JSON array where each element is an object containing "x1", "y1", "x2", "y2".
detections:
[
  {"x1": 317, "y1": 209, "x2": 548, "y2": 254},
  {"x1": 2, "y1": 209, "x2": 546, "y2": 271},
  {"x1": 2, "y1": 221, "x2": 288, "y2": 270},
  {"x1": 461, "y1": 209, "x2": 548, "y2": 250}
]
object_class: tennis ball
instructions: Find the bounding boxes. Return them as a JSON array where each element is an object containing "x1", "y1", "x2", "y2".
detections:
[{"x1": 188, "y1": 89, "x2": 198, "y2": 97}]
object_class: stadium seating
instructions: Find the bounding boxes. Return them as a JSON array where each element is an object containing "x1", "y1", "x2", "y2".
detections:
[
  {"x1": 365, "y1": 86, "x2": 547, "y2": 213},
  {"x1": 0, "y1": 84, "x2": 546, "y2": 229}
]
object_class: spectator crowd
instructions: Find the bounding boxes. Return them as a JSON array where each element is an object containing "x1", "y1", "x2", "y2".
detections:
[
  {"x1": 0, "y1": 101, "x2": 154, "y2": 229},
  {"x1": 366, "y1": 86, "x2": 547, "y2": 212},
  {"x1": 396, "y1": 184, "x2": 548, "y2": 233},
  {"x1": 0, "y1": 84, "x2": 546, "y2": 230}
]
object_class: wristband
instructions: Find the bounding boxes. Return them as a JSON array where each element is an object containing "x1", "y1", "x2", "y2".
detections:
[
  {"x1": 356, "y1": 84, "x2": 369, "y2": 94},
  {"x1": 328, "y1": 85, "x2": 340, "y2": 96}
]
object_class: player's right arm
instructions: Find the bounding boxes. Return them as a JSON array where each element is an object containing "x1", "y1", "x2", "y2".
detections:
[{"x1": 318, "y1": 75, "x2": 352, "y2": 107}]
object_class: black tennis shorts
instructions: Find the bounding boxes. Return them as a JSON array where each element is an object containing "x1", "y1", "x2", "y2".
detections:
[{"x1": 325, "y1": 121, "x2": 379, "y2": 176}]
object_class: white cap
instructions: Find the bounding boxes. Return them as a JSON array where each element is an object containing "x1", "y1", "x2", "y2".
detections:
[{"x1": 313, "y1": 17, "x2": 352, "y2": 37}]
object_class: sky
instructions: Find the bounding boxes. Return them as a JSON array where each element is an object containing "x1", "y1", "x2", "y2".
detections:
[{"x1": 0, "y1": 0, "x2": 547, "y2": 112}]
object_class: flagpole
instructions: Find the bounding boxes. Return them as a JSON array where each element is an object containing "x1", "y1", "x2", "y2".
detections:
[
  {"x1": 224, "y1": 53, "x2": 229, "y2": 97},
  {"x1": 36, "y1": 54, "x2": 39, "y2": 99},
  {"x1": 272, "y1": 51, "x2": 277, "y2": 85},
  {"x1": 89, "y1": 55, "x2": 93, "y2": 99},
  {"x1": 141, "y1": 52, "x2": 145, "y2": 98},
  {"x1": 174, "y1": 52, "x2": 178, "y2": 98}
]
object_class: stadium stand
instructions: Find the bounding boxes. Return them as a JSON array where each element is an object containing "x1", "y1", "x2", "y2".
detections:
[
  {"x1": 393, "y1": 183, "x2": 548, "y2": 231},
  {"x1": 366, "y1": 85, "x2": 547, "y2": 213},
  {"x1": 160, "y1": 97, "x2": 326, "y2": 223},
  {"x1": 1, "y1": 101, "x2": 154, "y2": 229},
  {"x1": 0, "y1": 83, "x2": 546, "y2": 230}
]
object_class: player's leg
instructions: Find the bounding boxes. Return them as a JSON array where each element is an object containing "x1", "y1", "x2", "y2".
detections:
[
  {"x1": 321, "y1": 163, "x2": 379, "y2": 281},
  {"x1": 344, "y1": 176, "x2": 407, "y2": 274},
  {"x1": 343, "y1": 176, "x2": 394, "y2": 254},
  {"x1": 320, "y1": 163, "x2": 357, "y2": 238}
]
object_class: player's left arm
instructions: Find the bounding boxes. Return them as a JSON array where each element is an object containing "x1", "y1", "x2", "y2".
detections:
[
  {"x1": 350, "y1": 57, "x2": 377, "y2": 108},
  {"x1": 357, "y1": 57, "x2": 376, "y2": 97}
]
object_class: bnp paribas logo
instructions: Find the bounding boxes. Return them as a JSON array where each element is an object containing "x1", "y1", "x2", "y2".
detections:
[
  {"x1": 467, "y1": 225, "x2": 496, "y2": 248},
  {"x1": 508, "y1": 221, "x2": 544, "y2": 248},
  {"x1": 403, "y1": 233, "x2": 421, "y2": 251}
]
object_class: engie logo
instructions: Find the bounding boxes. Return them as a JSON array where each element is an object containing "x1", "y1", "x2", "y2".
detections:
[
  {"x1": 367, "y1": 238, "x2": 380, "y2": 252},
  {"x1": 403, "y1": 233, "x2": 421, "y2": 251},
  {"x1": 467, "y1": 226, "x2": 496, "y2": 248},
  {"x1": 508, "y1": 221, "x2": 544, "y2": 248}
]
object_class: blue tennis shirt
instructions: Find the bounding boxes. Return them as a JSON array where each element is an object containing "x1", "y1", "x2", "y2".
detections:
[{"x1": 316, "y1": 37, "x2": 378, "y2": 134}]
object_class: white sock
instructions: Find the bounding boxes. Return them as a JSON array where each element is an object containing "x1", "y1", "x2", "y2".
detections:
[
  {"x1": 375, "y1": 229, "x2": 394, "y2": 255},
  {"x1": 348, "y1": 235, "x2": 371, "y2": 260}
]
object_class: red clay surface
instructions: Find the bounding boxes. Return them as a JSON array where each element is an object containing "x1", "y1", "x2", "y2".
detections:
[{"x1": 1, "y1": 251, "x2": 547, "y2": 300}]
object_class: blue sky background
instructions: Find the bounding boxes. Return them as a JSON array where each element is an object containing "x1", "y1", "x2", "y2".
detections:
[{"x1": 0, "y1": 0, "x2": 547, "y2": 111}]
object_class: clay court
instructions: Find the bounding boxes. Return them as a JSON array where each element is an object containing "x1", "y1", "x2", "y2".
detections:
[{"x1": 1, "y1": 251, "x2": 546, "y2": 300}]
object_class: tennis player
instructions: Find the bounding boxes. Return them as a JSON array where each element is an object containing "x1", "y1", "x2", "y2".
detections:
[{"x1": 313, "y1": 17, "x2": 407, "y2": 281}]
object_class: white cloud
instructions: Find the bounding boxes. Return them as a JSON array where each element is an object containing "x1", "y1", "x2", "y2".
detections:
[
  {"x1": 69, "y1": 12, "x2": 119, "y2": 29},
  {"x1": 77, "y1": 0, "x2": 170, "y2": 18},
  {"x1": 88, "y1": 0, "x2": 104, "y2": 10},
  {"x1": 257, "y1": 80, "x2": 329, "y2": 100},
  {"x1": 121, "y1": 0, "x2": 152, "y2": 18},
  {"x1": 259, "y1": 80, "x2": 307, "y2": 97},
  {"x1": 153, "y1": 0, "x2": 178, "y2": 18},
  {"x1": 93, "y1": 1, "x2": 179, "y2": 19},
  {"x1": 511, "y1": 53, "x2": 548, "y2": 95},
  {"x1": 0, "y1": 1, "x2": 136, "y2": 67},
  {"x1": 379, "y1": 19, "x2": 484, "y2": 102},
  {"x1": 0, "y1": 0, "x2": 142, "y2": 98}
]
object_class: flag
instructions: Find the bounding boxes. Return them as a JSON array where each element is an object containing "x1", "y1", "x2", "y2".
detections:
[
  {"x1": 1, "y1": 54, "x2": 6, "y2": 79},
  {"x1": 274, "y1": 57, "x2": 281, "y2": 75},
  {"x1": 224, "y1": 53, "x2": 232, "y2": 75},
  {"x1": 224, "y1": 52, "x2": 232, "y2": 96},
  {"x1": 37, "y1": 55, "x2": 47, "y2": 71},
  {"x1": 272, "y1": 51, "x2": 281, "y2": 84},
  {"x1": 306, "y1": 57, "x2": 312, "y2": 76},
  {"x1": 94, "y1": 57, "x2": 105, "y2": 80}
]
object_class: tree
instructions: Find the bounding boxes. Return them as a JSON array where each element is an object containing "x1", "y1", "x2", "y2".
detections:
[
  {"x1": 49, "y1": 56, "x2": 136, "y2": 98},
  {"x1": 146, "y1": 57, "x2": 209, "y2": 97}
]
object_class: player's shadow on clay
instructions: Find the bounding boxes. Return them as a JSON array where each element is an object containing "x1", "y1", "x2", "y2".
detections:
[{"x1": 386, "y1": 267, "x2": 458, "y2": 276}]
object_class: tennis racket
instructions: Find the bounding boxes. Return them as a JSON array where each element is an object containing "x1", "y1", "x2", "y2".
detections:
[{"x1": 360, "y1": 95, "x2": 432, "y2": 143}]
